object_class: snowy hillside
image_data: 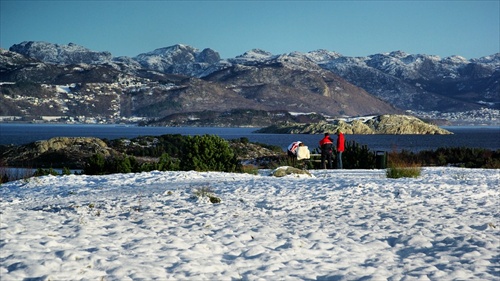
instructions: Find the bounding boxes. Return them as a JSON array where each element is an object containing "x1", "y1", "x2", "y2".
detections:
[{"x1": 1, "y1": 167, "x2": 498, "y2": 280}]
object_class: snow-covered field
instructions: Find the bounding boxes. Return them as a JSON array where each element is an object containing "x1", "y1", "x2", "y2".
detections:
[{"x1": 1, "y1": 167, "x2": 499, "y2": 280}]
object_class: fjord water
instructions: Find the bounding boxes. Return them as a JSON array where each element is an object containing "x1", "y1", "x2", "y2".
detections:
[{"x1": 0, "y1": 123, "x2": 498, "y2": 152}]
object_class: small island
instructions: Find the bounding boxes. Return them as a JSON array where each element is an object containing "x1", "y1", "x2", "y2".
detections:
[{"x1": 255, "y1": 114, "x2": 452, "y2": 135}]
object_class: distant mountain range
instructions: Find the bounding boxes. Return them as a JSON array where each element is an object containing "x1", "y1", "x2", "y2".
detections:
[{"x1": 1, "y1": 41, "x2": 498, "y2": 126}]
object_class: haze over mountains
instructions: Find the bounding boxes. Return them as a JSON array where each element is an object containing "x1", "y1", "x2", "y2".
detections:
[{"x1": 1, "y1": 41, "x2": 498, "y2": 125}]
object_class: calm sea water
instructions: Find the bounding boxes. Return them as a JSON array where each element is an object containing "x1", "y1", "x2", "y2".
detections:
[{"x1": 0, "y1": 123, "x2": 499, "y2": 152}]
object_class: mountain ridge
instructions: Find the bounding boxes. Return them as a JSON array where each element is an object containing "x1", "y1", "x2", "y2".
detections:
[{"x1": 1, "y1": 41, "x2": 499, "y2": 126}]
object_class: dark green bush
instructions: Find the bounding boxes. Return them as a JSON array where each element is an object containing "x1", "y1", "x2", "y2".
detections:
[
  {"x1": 84, "y1": 153, "x2": 106, "y2": 175},
  {"x1": 343, "y1": 141, "x2": 376, "y2": 169},
  {"x1": 84, "y1": 154, "x2": 139, "y2": 175},
  {"x1": 33, "y1": 168, "x2": 59, "y2": 177},
  {"x1": 180, "y1": 135, "x2": 241, "y2": 172},
  {"x1": 157, "y1": 153, "x2": 180, "y2": 171},
  {"x1": 113, "y1": 156, "x2": 132, "y2": 173},
  {"x1": 85, "y1": 134, "x2": 242, "y2": 174},
  {"x1": 393, "y1": 147, "x2": 500, "y2": 168},
  {"x1": 417, "y1": 147, "x2": 500, "y2": 168},
  {"x1": 62, "y1": 167, "x2": 72, "y2": 175}
]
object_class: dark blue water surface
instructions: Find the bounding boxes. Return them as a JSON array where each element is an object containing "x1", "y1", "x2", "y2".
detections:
[{"x1": 0, "y1": 123, "x2": 498, "y2": 152}]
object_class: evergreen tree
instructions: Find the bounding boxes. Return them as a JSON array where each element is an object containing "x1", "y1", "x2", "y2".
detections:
[
  {"x1": 158, "y1": 153, "x2": 179, "y2": 171},
  {"x1": 180, "y1": 135, "x2": 241, "y2": 172},
  {"x1": 344, "y1": 141, "x2": 376, "y2": 169},
  {"x1": 62, "y1": 167, "x2": 71, "y2": 175},
  {"x1": 84, "y1": 153, "x2": 106, "y2": 175},
  {"x1": 114, "y1": 156, "x2": 132, "y2": 173}
]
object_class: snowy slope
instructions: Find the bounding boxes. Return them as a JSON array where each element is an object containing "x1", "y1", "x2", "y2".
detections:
[{"x1": 1, "y1": 167, "x2": 498, "y2": 280}]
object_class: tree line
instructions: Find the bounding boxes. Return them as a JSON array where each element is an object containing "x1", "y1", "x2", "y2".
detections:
[{"x1": 1, "y1": 134, "x2": 498, "y2": 183}]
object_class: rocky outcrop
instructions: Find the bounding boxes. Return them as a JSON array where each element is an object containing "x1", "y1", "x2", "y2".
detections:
[
  {"x1": 365, "y1": 115, "x2": 452, "y2": 134},
  {"x1": 1, "y1": 137, "x2": 112, "y2": 168},
  {"x1": 229, "y1": 141, "x2": 284, "y2": 168},
  {"x1": 255, "y1": 114, "x2": 452, "y2": 135},
  {"x1": 33, "y1": 137, "x2": 110, "y2": 155},
  {"x1": 230, "y1": 142, "x2": 282, "y2": 160},
  {"x1": 270, "y1": 166, "x2": 313, "y2": 177}
]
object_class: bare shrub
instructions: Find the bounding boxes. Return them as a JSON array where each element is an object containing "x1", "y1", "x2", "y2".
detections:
[{"x1": 386, "y1": 150, "x2": 421, "y2": 178}]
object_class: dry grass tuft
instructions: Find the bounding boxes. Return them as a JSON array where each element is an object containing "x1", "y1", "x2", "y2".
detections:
[{"x1": 386, "y1": 151, "x2": 422, "y2": 178}]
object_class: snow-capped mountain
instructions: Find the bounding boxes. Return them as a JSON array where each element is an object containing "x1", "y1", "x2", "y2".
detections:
[
  {"x1": 2, "y1": 41, "x2": 499, "y2": 125},
  {"x1": 133, "y1": 44, "x2": 220, "y2": 77},
  {"x1": 318, "y1": 51, "x2": 500, "y2": 111},
  {"x1": 9, "y1": 41, "x2": 113, "y2": 65}
]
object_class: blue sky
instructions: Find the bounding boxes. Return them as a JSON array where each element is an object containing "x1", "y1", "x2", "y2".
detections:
[{"x1": 1, "y1": 0, "x2": 499, "y2": 59}]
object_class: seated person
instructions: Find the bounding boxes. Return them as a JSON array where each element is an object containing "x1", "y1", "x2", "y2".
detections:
[
  {"x1": 296, "y1": 142, "x2": 310, "y2": 160},
  {"x1": 287, "y1": 141, "x2": 302, "y2": 157}
]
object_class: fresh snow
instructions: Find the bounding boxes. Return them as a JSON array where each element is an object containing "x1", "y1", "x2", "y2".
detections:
[
  {"x1": 288, "y1": 111, "x2": 319, "y2": 116},
  {"x1": 55, "y1": 84, "x2": 74, "y2": 94},
  {"x1": 1, "y1": 167, "x2": 499, "y2": 280}
]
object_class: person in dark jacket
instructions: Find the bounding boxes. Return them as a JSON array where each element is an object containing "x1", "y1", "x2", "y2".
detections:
[
  {"x1": 319, "y1": 133, "x2": 334, "y2": 169},
  {"x1": 336, "y1": 129, "x2": 345, "y2": 169}
]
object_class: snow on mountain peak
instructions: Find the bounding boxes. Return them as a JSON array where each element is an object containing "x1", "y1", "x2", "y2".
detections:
[
  {"x1": 9, "y1": 41, "x2": 112, "y2": 65},
  {"x1": 388, "y1": 50, "x2": 409, "y2": 58},
  {"x1": 305, "y1": 49, "x2": 343, "y2": 63},
  {"x1": 472, "y1": 53, "x2": 500, "y2": 69},
  {"x1": 237, "y1": 49, "x2": 274, "y2": 59},
  {"x1": 147, "y1": 44, "x2": 197, "y2": 56},
  {"x1": 442, "y1": 55, "x2": 468, "y2": 64},
  {"x1": 227, "y1": 49, "x2": 276, "y2": 65}
]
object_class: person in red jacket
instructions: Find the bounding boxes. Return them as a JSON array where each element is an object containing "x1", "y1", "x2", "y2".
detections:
[
  {"x1": 319, "y1": 132, "x2": 334, "y2": 169},
  {"x1": 336, "y1": 129, "x2": 345, "y2": 169}
]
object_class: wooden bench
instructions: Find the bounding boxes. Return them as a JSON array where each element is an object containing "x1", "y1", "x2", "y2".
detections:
[
  {"x1": 295, "y1": 153, "x2": 322, "y2": 169},
  {"x1": 309, "y1": 154, "x2": 322, "y2": 163}
]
